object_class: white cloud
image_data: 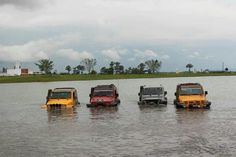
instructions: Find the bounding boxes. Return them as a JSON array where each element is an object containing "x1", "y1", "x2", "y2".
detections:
[
  {"x1": 1, "y1": 0, "x2": 236, "y2": 40},
  {"x1": 0, "y1": 41, "x2": 51, "y2": 62},
  {"x1": 57, "y1": 49, "x2": 93, "y2": 61},
  {"x1": 204, "y1": 55, "x2": 214, "y2": 60},
  {"x1": 128, "y1": 57, "x2": 135, "y2": 62},
  {"x1": 161, "y1": 54, "x2": 170, "y2": 60},
  {"x1": 133, "y1": 49, "x2": 170, "y2": 61},
  {"x1": 0, "y1": 45, "x2": 48, "y2": 62},
  {"x1": 189, "y1": 51, "x2": 200, "y2": 58},
  {"x1": 0, "y1": 34, "x2": 89, "y2": 62},
  {"x1": 134, "y1": 49, "x2": 158, "y2": 59},
  {"x1": 0, "y1": 0, "x2": 45, "y2": 9},
  {"x1": 102, "y1": 48, "x2": 127, "y2": 61}
]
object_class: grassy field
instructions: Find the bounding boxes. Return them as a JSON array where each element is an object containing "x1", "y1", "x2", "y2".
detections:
[{"x1": 0, "y1": 72, "x2": 236, "y2": 84}]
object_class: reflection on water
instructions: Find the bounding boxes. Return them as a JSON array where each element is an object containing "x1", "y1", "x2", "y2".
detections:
[
  {"x1": 176, "y1": 109, "x2": 211, "y2": 124},
  {"x1": 89, "y1": 106, "x2": 119, "y2": 120},
  {"x1": 138, "y1": 104, "x2": 167, "y2": 112},
  {"x1": 47, "y1": 107, "x2": 78, "y2": 122}
]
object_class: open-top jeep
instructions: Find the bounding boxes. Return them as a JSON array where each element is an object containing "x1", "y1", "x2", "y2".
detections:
[
  {"x1": 174, "y1": 83, "x2": 211, "y2": 108},
  {"x1": 138, "y1": 86, "x2": 167, "y2": 105}
]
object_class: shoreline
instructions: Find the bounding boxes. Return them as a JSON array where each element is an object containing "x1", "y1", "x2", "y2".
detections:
[{"x1": 0, "y1": 72, "x2": 235, "y2": 84}]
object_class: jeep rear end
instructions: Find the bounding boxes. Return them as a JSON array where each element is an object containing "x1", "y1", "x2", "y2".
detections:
[
  {"x1": 138, "y1": 86, "x2": 167, "y2": 105},
  {"x1": 87, "y1": 84, "x2": 120, "y2": 107},
  {"x1": 174, "y1": 83, "x2": 211, "y2": 108}
]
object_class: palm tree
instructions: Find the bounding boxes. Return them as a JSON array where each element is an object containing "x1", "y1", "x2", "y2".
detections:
[
  {"x1": 65, "y1": 65, "x2": 71, "y2": 74},
  {"x1": 145, "y1": 59, "x2": 162, "y2": 74},
  {"x1": 186, "y1": 64, "x2": 193, "y2": 72},
  {"x1": 35, "y1": 59, "x2": 54, "y2": 74}
]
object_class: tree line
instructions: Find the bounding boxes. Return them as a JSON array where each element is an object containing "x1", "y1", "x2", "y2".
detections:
[{"x1": 35, "y1": 58, "x2": 162, "y2": 74}]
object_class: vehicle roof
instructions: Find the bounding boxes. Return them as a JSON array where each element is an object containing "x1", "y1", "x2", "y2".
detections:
[
  {"x1": 143, "y1": 87, "x2": 163, "y2": 89},
  {"x1": 53, "y1": 88, "x2": 77, "y2": 92},
  {"x1": 94, "y1": 84, "x2": 117, "y2": 90},
  {"x1": 178, "y1": 83, "x2": 202, "y2": 87}
]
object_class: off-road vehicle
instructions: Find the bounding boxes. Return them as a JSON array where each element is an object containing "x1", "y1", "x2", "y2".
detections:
[
  {"x1": 138, "y1": 86, "x2": 167, "y2": 105},
  {"x1": 44, "y1": 87, "x2": 79, "y2": 109},
  {"x1": 87, "y1": 84, "x2": 120, "y2": 107},
  {"x1": 174, "y1": 83, "x2": 211, "y2": 108}
]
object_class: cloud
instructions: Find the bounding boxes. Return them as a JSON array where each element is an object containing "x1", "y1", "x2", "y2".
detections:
[
  {"x1": 57, "y1": 49, "x2": 93, "y2": 61},
  {"x1": 0, "y1": 34, "x2": 88, "y2": 62},
  {"x1": 1, "y1": 0, "x2": 236, "y2": 40},
  {"x1": 0, "y1": 45, "x2": 48, "y2": 62},
  {"x1": 102, "y1": 48, "x2": 127, "y2": 61},
  {"x1": 188, "y1": 51, "x2": 200, "y2": 58},
  {"x1": 134, "y1": 49, "x2": 158, "y2": 59},
  {"x1": 0, "y1": 0, "x2": 45, "y2": 9},
  {"x1": 161, "y1": 54, "x2": 170, "y2": 60},
  {"x1": 128, "y1": 58, "x2": 135, "y2": 62},
  {"x1": 133, "y1": 49, "x2": 170, "y2": 62},
  {"x1": 0, "y1": 41, "x2": 53, "y2": 62}
]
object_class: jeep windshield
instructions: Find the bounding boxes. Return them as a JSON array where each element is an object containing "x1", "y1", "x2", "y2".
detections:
[
  {"x1": 93, "y1": 90, "x2": 113, "y2": 96},
  {"x1": 143, "y1": 88, "x2": 163, "y2": 95},
  {"x1": 179, "y1": 86, "x2": 203, "y2": 95},
  {"x1": 49, "y1": 92, "x2": 71, "y2": 99}
]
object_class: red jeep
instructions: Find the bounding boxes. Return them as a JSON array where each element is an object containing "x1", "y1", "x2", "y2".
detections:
[{"x1": 87, "y1": 84, "x2": 120, "y2": 107}]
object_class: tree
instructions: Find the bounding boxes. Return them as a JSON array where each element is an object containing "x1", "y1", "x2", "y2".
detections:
[
  {"x1": 65, "y1": 65, "x2": 71, "y2": 74},
  {"x1": 145, "y1": 59, "x2": 162, "y2": 74},
  {"x1": 2, "y1": 67, "x2": 7, "y2": 73},
  {"x1": 77, "y1": 65, "x2": 85, "y2": 74},
  {"x1": 113, "y1": 62, "x2": 119, "y2": 74},
  {"x1": 109, "y1": 61, "x2": 115, "y2": 74},
  {"x1": 35, "y1": 59, "x2": 54, "y2": 74},
  {"x1": 90, "y1": 70, "x2": 97, "y2": 74},
  {"x1": 186, "y1": 63, "x2": 193, "y2": 72},
  {"x1": 100, "y1": 67, "x2": 109, "y2": 74},
  {"x1": 119, "y1": 65, "x2": 124, "y2": 74},
  {"x1": 137, "y1": 63, "x2": 146, "y2": 74},
  {"x1": 81, "y1": 58, "x2": 96, "y2": 74}
]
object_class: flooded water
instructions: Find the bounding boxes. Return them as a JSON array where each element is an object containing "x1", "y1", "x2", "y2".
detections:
[{"x1": 0, "y1": 76, "x2": 236, "y2": 157}]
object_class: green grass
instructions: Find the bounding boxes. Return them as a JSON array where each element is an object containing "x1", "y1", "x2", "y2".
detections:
[{"x1": 0, "y1": 72, "x2": 236, "y2": 84}]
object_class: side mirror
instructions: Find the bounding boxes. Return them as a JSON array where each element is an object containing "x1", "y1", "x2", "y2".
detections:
[
  {"x1": 164, "y1": 91, "x2": 167, "y2": 96},
  {"x1": 175, "y1": 92, "x2": 177, "y2": 96},
  {"x1": 138, "y1": 93, "x2": 140, "y2": 96},
  {"x1": 205, "y1": 91, "x2": 208, "y2": 95},
  {"x1": 89, "y1": 94, "x2": 92, "y2": 97}
]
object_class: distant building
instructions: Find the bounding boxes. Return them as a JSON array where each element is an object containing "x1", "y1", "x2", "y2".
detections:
[{"x1": 6, "y1": 63, "x2": 33, "y2": 76}]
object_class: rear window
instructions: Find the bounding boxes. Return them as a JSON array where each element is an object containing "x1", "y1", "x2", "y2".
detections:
[
  {"x1": 93, "y1": 90, "x2": 113, "y2": 96},
  {"x1": 179, "y1": 86, "x2": 203, "y2": 95},
  {"x1": 143, "y1": 88, "x2": 163, "y2": 95},
  {"x1": 49, "y1": 92, "x2": 71, "y2": 99}
]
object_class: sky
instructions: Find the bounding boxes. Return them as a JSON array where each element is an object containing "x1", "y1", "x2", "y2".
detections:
[{"x1": 1, "y1": 0, "x2": 236, "y2": 72}]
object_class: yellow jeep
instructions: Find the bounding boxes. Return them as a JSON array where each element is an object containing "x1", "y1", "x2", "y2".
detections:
[
  {"x1": 174, "y1": 83, "x2": 211, "y2": 108},
  {"x1": 43, "y1": 88, "x2": 79, "y2": 109}
]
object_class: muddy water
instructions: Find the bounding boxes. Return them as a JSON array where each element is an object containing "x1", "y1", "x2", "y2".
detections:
[{"x1": 0, "y1": 76, "x2": 236, "y2": 157}]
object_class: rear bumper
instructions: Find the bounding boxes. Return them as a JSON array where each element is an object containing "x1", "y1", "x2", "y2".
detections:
[
  {"x1": 138, "y1": 99, "x2": 167, "y2": 105},
  {"x1": 87, "y1": 103, "x2": 118, "y2": 107},
  {"x1": 46, "y1": 104, "x2": 73, "y2": 108},
  {"x1": 87, "y1": 99, "x2": 120, "y2": 107},
  {"x1": 174, "y1": 101, "x2": 211, "y2": 109}
]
